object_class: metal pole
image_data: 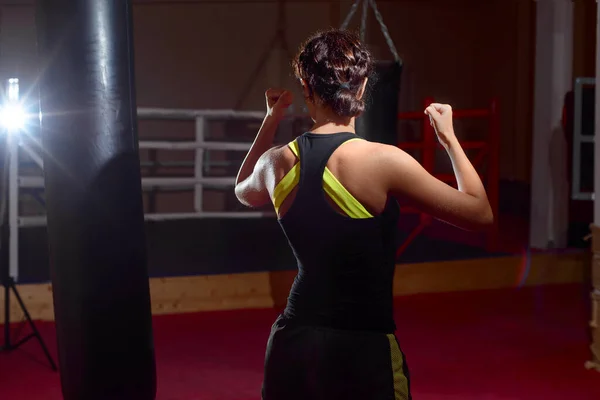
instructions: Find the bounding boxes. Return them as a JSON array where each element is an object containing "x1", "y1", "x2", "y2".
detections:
[
  {"x1": 8, "y1": 133, "x2": 18, "y2": 281},
  {"x1": 3, "y1": 78, "x2": 21, "y2": 281},
  {"x1": 194, "y1": 117, "x2": 206, "y2": 213}
]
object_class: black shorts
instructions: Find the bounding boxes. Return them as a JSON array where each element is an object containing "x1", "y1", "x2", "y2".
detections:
[{"x1": 261, "y1": 315, "x2": 411, "y2": 400}]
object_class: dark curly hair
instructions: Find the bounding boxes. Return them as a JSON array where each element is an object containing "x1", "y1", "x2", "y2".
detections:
[{"x1": 292, "y1": 29, "x2": 374, "y2": 118}]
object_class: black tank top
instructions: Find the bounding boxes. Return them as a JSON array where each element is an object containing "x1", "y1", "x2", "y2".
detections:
[{"x1": 278, "y1": 132, "x2": 400, "y2": 333}]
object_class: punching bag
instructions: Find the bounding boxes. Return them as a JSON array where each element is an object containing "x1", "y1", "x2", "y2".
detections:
[
  {"x1": 356, "y1": 60, "x2": 402, "y2": 145},
  {"x1": 36, "y1": 1, "x2": 156, "y2": 399}
]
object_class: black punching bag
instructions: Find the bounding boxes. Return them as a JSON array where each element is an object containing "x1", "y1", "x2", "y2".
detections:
[
  {"x1": 356, "y1": 60, "x2": 402, "y2": 145},
  {"x1": 36, "y1": 1, "x2": 156, "y2": 399}
]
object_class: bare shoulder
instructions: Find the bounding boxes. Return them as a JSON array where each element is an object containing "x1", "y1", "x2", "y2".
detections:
[
  {"x1": 255, "y1": 144, "x2": 297, "y2": 187},
  {"x1": 256, "y1": 144, "x2": 288, "y2": 168},
  {"x1": 344, "y1": 139, "x2": 416, "y2": 167},
  {"x1": 342, "y1": 140, "x2": 429, "y2": 192},
  {"x1": 343, "y1": 138, "x2": 402, "y2": 153},
  {"x1": 330, "y1": 139, "x2": 415, "y2": 177}
]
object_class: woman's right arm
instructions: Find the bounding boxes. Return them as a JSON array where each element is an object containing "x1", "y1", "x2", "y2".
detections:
[{"x1": 377, "y1": 104, "x2": 493, "y2": 231}]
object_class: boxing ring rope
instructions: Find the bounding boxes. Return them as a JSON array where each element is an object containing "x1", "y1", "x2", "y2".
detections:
[
  {"x1": 9, "y1": 109, "x2": 279, "y2": 280},
  {"x1": 9, "y1": 101, "x2": 500, "y2": 280}
]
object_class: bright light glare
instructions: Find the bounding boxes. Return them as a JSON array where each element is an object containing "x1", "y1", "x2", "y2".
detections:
[
  {"x1": 8, "y1": 78, "x2": 19, "y2": 102},
  {"x1": 0, "y1": 104, "x2": 26, "y2": 131}
]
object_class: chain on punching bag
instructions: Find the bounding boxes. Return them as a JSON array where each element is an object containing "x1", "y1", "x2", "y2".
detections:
[
  {"x1": 341, "y1": 0, "x2": 403, "y2": 145},
  {"x1": 36, "y1": 1, "x2": 156, "y2": 399}
]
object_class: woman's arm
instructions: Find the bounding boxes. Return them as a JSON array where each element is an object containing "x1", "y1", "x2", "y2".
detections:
[
  {"x1": 378, "y1": 103, "x2": 493, "y2": 231},
  {"x1": 234, "y1": 115, "x2": 280, "y2": 207},
  {"x1": 234, "y1": 89, "x2": 292, "y2": 207}
]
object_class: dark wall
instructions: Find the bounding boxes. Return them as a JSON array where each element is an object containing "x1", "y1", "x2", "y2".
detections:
[
  {"x1": 130, "y1": 0, "x2": 538, "y2": 216},
  {"x1": 365, "y1": 0, "x2": 536, "y2": 184},
  {"x1": 1, "y1": 0, "x2": 539, "y2": 192},
  {"x1": 573, "y1": 0, "x2": 597, "y2": 79},
  {"x1": 2, "y1": 0, "x2": 583, "y2": 283},
  {"x1": 5, "y1": 0, "x2": 596, "y2": 189},
  {"x1": 129, "y1": 0, "x2": 537, "y2": 185}
]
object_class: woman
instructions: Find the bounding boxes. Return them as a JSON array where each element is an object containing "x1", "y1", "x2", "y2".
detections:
[{"x1": 235, "y1": 29, "x2": 492, "y2": 400}]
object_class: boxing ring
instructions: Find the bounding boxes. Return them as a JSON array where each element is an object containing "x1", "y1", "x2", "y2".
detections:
[{"x1": 9, "y1": 100, "x2": 500, "y2": 282}]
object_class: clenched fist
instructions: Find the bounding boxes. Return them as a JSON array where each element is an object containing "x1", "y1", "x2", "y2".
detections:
[
  {"x1": 424, "y1": 103, "x2": 457, "y2": 150},
  {"x1": 266, "y1": 88, "x2": 293, "y2": 120}
]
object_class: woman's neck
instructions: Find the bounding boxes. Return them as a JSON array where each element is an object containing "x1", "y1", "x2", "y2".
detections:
[{"x1": 309, "y1": 109, "x2": 356, "y2": 134}]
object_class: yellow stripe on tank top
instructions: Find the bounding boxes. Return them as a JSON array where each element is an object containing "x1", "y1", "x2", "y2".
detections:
[
  {"x1": 322, "y1": 138, "x2": 372, "y2": 219},
  {"x1": 272, "y1": 137, "x2": 373, "y2": 219},
  {"x1": 272, "y1": 139, "x2": 301, "y2": 215},
  {"x1": 387, "y1": 334, "x2": 410, "y2": 400},
  {"x1": 322, "y1": 168, "x2": 373, "y2": 218},
  {"x1": 288, "y1": 139, "x2": 300, "y2": 158},
  {"x1": 273, "y1": 163, "x2": 300, "y2": 215}
]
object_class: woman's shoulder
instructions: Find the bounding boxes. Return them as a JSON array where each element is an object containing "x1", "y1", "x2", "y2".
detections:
[
  {"x1": 339, "y1": 137, "x2": 404, "y2": 158},
  {"x1": 262, "y1": 143, "x2": 298, "y2": 175}
]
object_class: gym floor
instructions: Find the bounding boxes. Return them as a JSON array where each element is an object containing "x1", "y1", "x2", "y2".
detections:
[{"x1": 2, "y1": 283, "x2": 598, "y2": 400}]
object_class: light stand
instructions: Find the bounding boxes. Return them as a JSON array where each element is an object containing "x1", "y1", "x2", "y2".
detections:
[{"x1": 0, "y1": 78, "x2": 57, "y2": 371}]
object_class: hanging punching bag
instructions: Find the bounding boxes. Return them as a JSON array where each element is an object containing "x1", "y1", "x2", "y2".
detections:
[
  {"x1": 356, "y1": 60, "x2": 402, "y2": 145},
  {"x1": 36, "y1": 1, "x2": 156, "y2": 399}
]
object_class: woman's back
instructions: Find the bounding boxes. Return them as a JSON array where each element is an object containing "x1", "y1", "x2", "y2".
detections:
[
  {"x1": 273, "y1": 131, "x2": 400, "y2": 333},
  {"x1": 233, "y1": 29, "x2": 492, "y2": 400}
]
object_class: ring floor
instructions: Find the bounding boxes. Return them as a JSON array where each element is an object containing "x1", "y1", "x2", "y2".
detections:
[{"x1": 1, "y1": 283, "x2": 599, "y2": 400}]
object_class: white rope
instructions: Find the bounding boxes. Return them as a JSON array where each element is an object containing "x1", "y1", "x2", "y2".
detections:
[
  {"x1": 18, "y1": 211, "x2": 275, "y2": 227},
  {"x1": 14, "y1": 108, "x2": 294, "y2": 227},
  {"x1": 137, "y1": 108, "x2": 266, "y2": 120},
  {"x1": 18, "y1": 176, "x2": 237, "y2": 188},
  {"x1": 137, "y1": 107, "x2": 310, "y2": 121},
  {"x1": 139, "y1": 141, "x2": 254, "y2": 151}
]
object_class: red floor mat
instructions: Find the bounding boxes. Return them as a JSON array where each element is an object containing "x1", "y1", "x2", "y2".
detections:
[{"x1": 1, "y1": 284, "x2": 599, "y2": 399}]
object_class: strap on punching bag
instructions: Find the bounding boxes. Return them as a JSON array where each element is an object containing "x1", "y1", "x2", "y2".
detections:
[{"x1": 341, "y1": 0, "x2": 403, "y2": 145}]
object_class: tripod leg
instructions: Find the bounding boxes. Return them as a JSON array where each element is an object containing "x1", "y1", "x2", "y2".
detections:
[{"x1": 10, "y1": 283, "x2": 58, "y2": 371}]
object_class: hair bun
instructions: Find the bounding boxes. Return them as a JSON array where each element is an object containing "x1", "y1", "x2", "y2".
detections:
[{"x1": 292, "y1": 29, "x2": 374, "y2": 118}]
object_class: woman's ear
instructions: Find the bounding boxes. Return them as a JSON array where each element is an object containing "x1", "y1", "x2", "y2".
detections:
[
  {"x1": 357, "y1": 77, "x2": 368, "y2": 100},
  {"x1": 300, "y1": 79, "x2": 311, "y2": 99}
]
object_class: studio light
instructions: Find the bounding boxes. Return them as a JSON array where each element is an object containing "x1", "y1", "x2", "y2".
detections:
[
  {"x1": 7, "y1": 78, "x2": 19, "y2": 101},
  {"x1": 1, "y1": 78, "x2": 27, "y2": 132},
  {"x1": 0, "y1": 104, "x2": 26, "y2": 131}
]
